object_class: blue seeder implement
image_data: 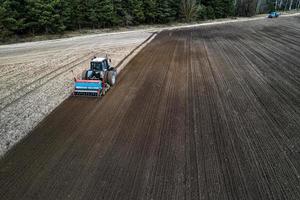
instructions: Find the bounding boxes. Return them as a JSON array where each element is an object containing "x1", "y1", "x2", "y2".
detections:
[{"x1": 74, "y1": 80, "x2": 102, "y2": 97}]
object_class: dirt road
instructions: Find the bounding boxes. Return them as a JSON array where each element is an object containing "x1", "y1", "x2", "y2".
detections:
[{"x1": 1, "y1": 16, "x2": 300, "y2": 200}]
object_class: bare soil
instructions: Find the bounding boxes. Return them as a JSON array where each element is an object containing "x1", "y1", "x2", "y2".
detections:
[{"x1": 0, "y1": 16, "x2": 300, "y2": 200}]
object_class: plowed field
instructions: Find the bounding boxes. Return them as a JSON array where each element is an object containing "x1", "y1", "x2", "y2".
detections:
[{"x1": 0, "y1": 16, "x2": 300, "y2": 200}]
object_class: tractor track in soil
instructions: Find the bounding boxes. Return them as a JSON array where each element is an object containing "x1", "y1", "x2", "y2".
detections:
[
  {"x1": 0, "y1": 53, "x2": 94, "y2": 111},
  {"x1": 0, "y1": 16, "x2": 300, "y2": 200}
]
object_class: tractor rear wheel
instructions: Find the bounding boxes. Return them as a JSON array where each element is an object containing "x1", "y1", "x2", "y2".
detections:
[
  {"x1": 81, "y1": 70, "x2": 88, "y2": 80},
  {"x1": 108, "y1": 70, "x2": 117, "y2": 86}
]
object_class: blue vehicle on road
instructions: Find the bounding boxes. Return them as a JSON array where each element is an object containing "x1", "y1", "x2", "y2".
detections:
[{"x1": 268, "y1": 12, "x2": 280, "y2": 18}]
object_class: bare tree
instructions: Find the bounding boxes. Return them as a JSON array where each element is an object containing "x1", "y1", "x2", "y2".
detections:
[
  {"x1": 279, "y1": 0, "x2": 283, "y2": 10},
  {"x1": 289, "y1": 0, "x2": 294, "y2": 10},
  {"x1": 181, "y1": 0, "x2": 198, "y2": 22},
  {"x1": 256, "y1": 0, "x2": 262, "y2": 13},
  {"x1": 285, "y1": 0, "x2": 289, "y2": 10}
]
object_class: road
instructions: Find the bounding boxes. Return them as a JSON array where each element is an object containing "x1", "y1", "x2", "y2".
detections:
[{"x1": 0, "y1": 16, "x2": 300, "y2": 200}]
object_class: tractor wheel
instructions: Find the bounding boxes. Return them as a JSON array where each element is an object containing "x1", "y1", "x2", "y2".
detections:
[
  {"x1": 108, "y1": 70, "x2": 117, "y2": 86},
  {"x1": 81, "y1": 70, "x2": 88, "y2": 80},
  {"x1": 103, "y1": 71, "x2": 109, "y2": 82}
]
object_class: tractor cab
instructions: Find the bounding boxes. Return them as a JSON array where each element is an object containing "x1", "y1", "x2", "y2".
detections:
[
  {"x1": 90, "y1": 57, "x2": 111, "y2": 72},
  {"x1": 82, "y1": 57, "x2": 115, "y2": 81}
]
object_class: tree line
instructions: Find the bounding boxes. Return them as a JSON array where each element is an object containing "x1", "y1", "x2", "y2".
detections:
[
  {"x1": 258, "y1": 0, "x2": 300, "y2": 13},
  {"x1": 0, "y1": 0, "x2": 299, "y2": 41}
]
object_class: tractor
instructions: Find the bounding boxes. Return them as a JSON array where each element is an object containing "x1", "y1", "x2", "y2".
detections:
[
  {"x1": 73, "y1": 56, "x2": 117, "y2": 97},
  {"x1": 268, "y1": 12, "x2": 280, "y2": 18}
]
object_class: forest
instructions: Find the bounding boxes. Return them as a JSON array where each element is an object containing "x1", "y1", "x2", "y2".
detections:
[{"x1": 0, "y1": 0, "x2": 299, "y2": 40}]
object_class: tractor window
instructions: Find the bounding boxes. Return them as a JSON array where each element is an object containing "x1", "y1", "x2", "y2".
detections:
[
  {"x1": 103, "y1": 60, "x2": 109, "y2": 70},
  {"x1": 91, "y1": 62, "x2": 103, "y2": 71}
]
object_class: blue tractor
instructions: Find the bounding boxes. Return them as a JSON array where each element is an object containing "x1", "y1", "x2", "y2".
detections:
[
  {"x1": 268, "y1": 12, "x2": 280, "y2": 18},
  {"x1": 73, "y1": 57, "x2": 117, "y2": 97}
]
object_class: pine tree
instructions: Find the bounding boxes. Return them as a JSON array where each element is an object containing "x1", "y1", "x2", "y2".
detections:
[
  {"x1": 169, "y1": 0, "x2": 182, "y2": 19},
  {"x1": 223, "y1": 0, "x2": 235, "y2": 17},
  {"x1": 156, "y1": 0, "x2": 176, "y2": 23},
  {"x1": 25, "y1": 0, "x2": 64, "y2": 34},
  {"x1": 128, "y1": 0, "x2": 145, "y2": 24},
  {"x1": 59, "y1": 0, "x2": 73, "y2": 30},
  {"x1": 25, "y1": 0, "x2": 42, "y2": 34},
  {"x1": 73, "y1": 0, "x2": 89, "y2": 30},
  {"x1": 49, "y1": 0, "x2": 65, "y2": 33},
  {"x1": 96, "y1": 0, "x2": 115, "y2": 28},
  {"x1": 0, "y1": 5, "x2": 10, "y2": 39},
  {"x1": 1, "y1": 0, "x2": 27, "y2": 34},
  {"x1": 112, "y1": 0, "x2": 125, "y2": 25},
  {"x1": 143, "y1": 0, "x2": 156, "y2": 23},
  {"x1": 88, "y1": 0, "x2": 99, "y2": 28}
]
